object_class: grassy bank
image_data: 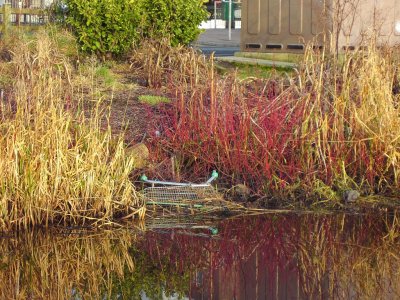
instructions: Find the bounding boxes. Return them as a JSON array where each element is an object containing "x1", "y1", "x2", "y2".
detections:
[
  {"x1": 1, "y1": 28, "x2": 398, "y2": 223},
  {"x1": 0, "y1": 30, "x2": 145, "y2": 230},
  {"x1": 134, "y1": 40, "x2": 400, "y2": 205}
]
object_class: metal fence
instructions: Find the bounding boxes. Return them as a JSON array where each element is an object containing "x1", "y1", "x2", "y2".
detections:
[
  {"x1": 2, "y1": 1, "x2": 234, "y2": 31},
  {"x1": 0, "y1": 1, "x2": 51, "y2": 27},
  {"x1": 202, "y1": 0, "x2": 242, "y2": 29},
  {"x1": 2, "y1": 0, "x2": 50, "y2": 8}
]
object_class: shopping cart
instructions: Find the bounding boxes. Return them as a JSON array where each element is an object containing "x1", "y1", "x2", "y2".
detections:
[{"x1": 140, "y1": 171, "x2": 219, "y2": 207}]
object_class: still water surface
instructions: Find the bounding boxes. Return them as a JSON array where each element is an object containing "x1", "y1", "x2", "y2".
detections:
[{"x1": 1, "y1": 211, "x2": 399, "y2": 299}]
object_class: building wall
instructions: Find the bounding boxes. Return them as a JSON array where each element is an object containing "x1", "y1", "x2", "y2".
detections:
[
  {"x1": 337, "y1": 0, "x2": 400, "y2": 48},
  {"x1": 241, "y1": 0, "x2": 400, "y2": 53}
]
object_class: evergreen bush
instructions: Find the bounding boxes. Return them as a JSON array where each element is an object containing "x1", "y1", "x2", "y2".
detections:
[
  {"x1": 62, "y1": 0, "x2": 208, "y2": 57},
  {"x1": 139, "y1": 0, "x2": 208, "y2": 46},
  {"x1": 65, "y1": 0, "x2": 140, "y2": 57}
]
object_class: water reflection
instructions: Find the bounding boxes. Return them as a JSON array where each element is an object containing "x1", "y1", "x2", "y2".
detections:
[{"x1": 0, "y1": 211, "x2": 399, "y2": 299}]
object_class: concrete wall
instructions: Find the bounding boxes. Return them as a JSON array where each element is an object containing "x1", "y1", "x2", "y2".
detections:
[
  {"x1": 241, "y1": 0, "x2": 400, "y2": 53},
  {"x1": 337, "y1": 0, "x2": 400, "y2": 49}
]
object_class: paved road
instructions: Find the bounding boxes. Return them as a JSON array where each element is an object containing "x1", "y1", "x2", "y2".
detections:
[
  {"x1": 199, "y1": 46, "x2": 240, "y2": 57},
  {"x1": 192, "y1": 29, "x2": 297, "y2": 68},
  {"x1": 192, "y1": 29, "x2": 241, "y2": 57}
]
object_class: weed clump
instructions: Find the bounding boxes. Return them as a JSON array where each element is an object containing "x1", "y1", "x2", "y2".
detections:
[{"x1": 130, "y1": 38, "x2": 211, "y2": 88}]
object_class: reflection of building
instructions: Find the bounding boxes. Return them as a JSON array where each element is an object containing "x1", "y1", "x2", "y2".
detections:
[
  {"x1": 140, "y1": 215, "x2": 400, "y2": 300},
  {"x1": 189, "y1": 250, "x2": 315, "y2": 300},
  {"x1": 241, "y1": 0, "x2": 400, "y2": 53}
]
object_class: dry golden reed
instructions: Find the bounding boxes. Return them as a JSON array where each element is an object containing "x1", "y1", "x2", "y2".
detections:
[
  {"x1": 297, "y1": 43, "x2": 400, "y2": 195},
  {"x1": 0, "y1": 30, "x2": 145, "y2": 230},
  {"x1": 130, "y1": 38, "x2": 212, "y2": 88}
]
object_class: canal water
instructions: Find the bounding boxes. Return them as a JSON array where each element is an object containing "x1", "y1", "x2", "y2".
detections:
[{"x1": 1, "y1": 211, "x2": 399, "y2": 299}]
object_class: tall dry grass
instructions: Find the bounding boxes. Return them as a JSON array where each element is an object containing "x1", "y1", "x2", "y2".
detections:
[
  {"x1": 0, "y1": 30, "x2": 145, "y2": 230},
  {"x1": 136, "y1": 39, "x2": 400, "y2": 201},
  {"x1": 297, "y1": 44, "x2": 400, "y2": 196},
  {"x1": 130, "y1": 38, "x2": 212, "y2": 89}
]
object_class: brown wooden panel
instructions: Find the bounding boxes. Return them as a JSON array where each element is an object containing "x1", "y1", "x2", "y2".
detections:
[
  {"x1": 311, "y1": 0, "x2": 324, "y2": 35},
  {"x1": 241, "y1": 0, "x2": 400, "y2": 53},
  {"x1": 248, "y1": 0, "x2": 261, "y2": 34},
  {"x1": 269, "y1": 0, "x2": 282, "y2": 35},
  {"x1": 342, "y1": 0, "x2": 358, "y2": 36},
  {"x1": 290, "y1": 0, "x2": 303, "y2": 35}
]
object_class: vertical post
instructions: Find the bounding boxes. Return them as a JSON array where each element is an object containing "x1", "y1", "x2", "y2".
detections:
[
  {"x1": 228, "y1": 0, "x2": 232, "y2": 40},
  {"x1": 3, "y1": 3, "x2": 11, "y2": 37},
  {"x1": 214, "y1": 0, "x2": 217, "y2": 29},
  {"x1": 18, "y1": 1, "x2": 22, "y2": 26}
]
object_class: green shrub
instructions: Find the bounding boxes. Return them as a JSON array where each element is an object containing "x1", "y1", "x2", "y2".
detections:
[
  {"x1": 65, "y1": 0, "x2": 140, "y2": 57},
  {"x1": 140, "y1": 0, "x2": 208, "y2": 46},
  {"x1": 62, "y1": 0, "x2": 208, "y2": 57}
]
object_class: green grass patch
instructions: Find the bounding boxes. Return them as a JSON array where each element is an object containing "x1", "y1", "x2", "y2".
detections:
[
  {"x1": 95, "y1": 65, "x2": 117, "y2": 87},
  {"x1": 235, "y1": 51, "x2": 303, "y2": 63},
  {"x1": 232, "y1": 62, "x2": 293, "y2": 79},
  {"x1": 215, "y1": 61, "x2": 293, "y2": 79},
  {"x1": 138, "y1": 95, "x2": 171, "y2": 105}
]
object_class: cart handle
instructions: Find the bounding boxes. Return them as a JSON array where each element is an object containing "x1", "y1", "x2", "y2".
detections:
[{"x1": 140, "y1": 170, "x2": 218, "y2": 187}]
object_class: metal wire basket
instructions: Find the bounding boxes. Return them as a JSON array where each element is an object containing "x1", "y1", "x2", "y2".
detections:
[{"x1": 140, "y1": 171, "x2": 219, "y2": 207}]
